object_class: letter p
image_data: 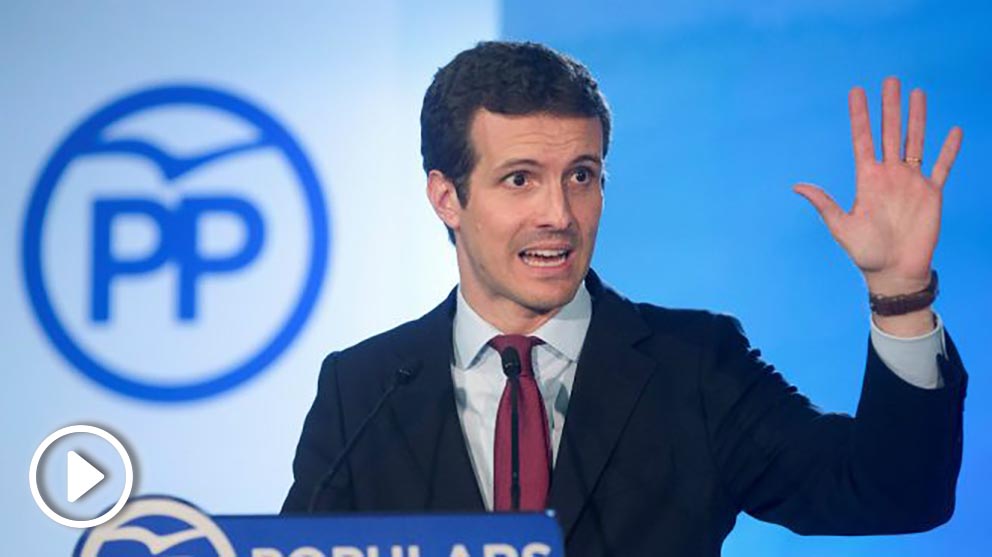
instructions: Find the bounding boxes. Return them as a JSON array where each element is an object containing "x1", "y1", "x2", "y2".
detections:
[{"x1": 91, "y1": 198, "x2": 172, "y2": 322}]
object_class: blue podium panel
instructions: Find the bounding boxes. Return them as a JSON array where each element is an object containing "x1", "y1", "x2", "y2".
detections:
[{"x1": 75, "y1": 496, "x2": 564, "y2": 557}]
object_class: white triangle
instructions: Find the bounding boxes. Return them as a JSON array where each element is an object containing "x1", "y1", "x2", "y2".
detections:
[{"x1": 67, "y1": 450, "x2": 105, "y2": 503}]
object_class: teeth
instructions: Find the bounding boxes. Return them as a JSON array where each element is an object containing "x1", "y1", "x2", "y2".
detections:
[
  {"x1": 522, "y1": 249, "x2": 568, "y2": 257},
  {"x1": 520, "y1": 249, "x2": 569, "y2": 267}
]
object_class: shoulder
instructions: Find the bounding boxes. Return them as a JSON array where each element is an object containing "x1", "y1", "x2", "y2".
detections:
[
  {"x1": 597, "y1": 280, "x2": 749, "y2": 350},
  {"x1": 633, "y1": 301, "x2": 742, "y2": 338},
  {"x1": 330, "y1": 315, "x2": 428, "y2": 367},
  {"x1": 615, "y1": 297, "x2": 786, "y2": 417},
  {"x1": 316, "y1": 293, "x2": 453, "y2": 391},
  {"x1": 633, "y1": 302, "x2": 751, "y2": 363},
  {"x1": 583, "y1": 278, "x2": 754, "y2": 383},
  {"x1": 587, "y1": 270, "x2": 747, "y2": 351}
]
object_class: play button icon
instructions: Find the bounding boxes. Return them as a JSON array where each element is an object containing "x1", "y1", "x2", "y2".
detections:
[
  {"x1": 30, "y1": 424, "x2": 134, "y2": 528},
  {"x1": 67, "y1": 450, "x2": 106, "y2": 503}
]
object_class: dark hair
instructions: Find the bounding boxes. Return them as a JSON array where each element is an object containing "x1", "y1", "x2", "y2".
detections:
[{"x1": 420, "y1": 41, "x2": 611, "y2": 241}]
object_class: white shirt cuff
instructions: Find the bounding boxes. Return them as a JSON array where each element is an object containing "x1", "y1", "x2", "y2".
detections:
[{"x1": 869, "y1": 312, "x2": 946, "y2": 390}]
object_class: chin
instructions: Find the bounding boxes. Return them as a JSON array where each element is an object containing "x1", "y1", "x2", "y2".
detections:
[{"x1": 518, "y1": 282, "x2": 583, "y2": 313}]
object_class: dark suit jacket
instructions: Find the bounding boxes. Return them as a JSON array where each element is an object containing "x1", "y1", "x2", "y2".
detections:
[{"x1": 282, "y1": 271, "x2": 966, "y2": 557}]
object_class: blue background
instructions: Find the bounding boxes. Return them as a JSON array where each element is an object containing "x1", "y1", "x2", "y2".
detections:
[{"x1": 503, "y1": 0, "x2": 989, "y2": 554}]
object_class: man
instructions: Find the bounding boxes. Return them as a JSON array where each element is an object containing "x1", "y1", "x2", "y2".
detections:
[{"x1": 283, "y1": 42, "x2": 966, "y2": 557}]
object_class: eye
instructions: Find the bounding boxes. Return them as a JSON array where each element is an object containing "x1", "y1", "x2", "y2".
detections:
[
  {"x1": 504, "y1": 171, "x2": 529, "y2": 187},
  {"x1": 570, "y1": 166, "x2": 596, "y2": 185}
]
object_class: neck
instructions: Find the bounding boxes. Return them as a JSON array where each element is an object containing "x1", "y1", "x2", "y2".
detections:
[{"x1": 458, "y1": 280, "x2": 564, "y2": 335}]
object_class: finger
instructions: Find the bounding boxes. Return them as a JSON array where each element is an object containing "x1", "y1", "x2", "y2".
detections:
[
  {"x1": 881, "y1": 77, "x2": 902, "y2": 162},
  {"x1": 848, "y1": 87, "x2": 875, "y2": 167},
  {"x1": 903, "y1": 88, "x2": 926, "y2": 166},
  {"x1": 931, "y1": 127, "x2": 963, "y2": 188},
  {"x1": 793, "y1": 183, "x2": 846, "y2": 233}
]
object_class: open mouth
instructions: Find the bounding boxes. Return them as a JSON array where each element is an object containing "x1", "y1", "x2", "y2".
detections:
[{"x1": 519, "y1": 248, "x2": 572, "y2": 268}]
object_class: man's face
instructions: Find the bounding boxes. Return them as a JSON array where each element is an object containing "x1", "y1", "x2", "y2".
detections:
[{"x1": 437, "y1": 109, "x2": 604, "y2": 325}]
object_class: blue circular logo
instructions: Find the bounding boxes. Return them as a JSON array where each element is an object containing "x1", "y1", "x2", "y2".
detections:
[{"x1": 22, "y1": 85, "x2": 329, "y2": 402}]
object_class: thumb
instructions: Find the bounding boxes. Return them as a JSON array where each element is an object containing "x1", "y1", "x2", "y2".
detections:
[{"x1": 793, "y1": 183, "x2": 846, "y2": 233}]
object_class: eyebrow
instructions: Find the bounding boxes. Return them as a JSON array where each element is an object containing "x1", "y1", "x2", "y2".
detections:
[
  {"x1": 571, "y1": 154, "x2": 603, "y2": 167},
  {"x1": 493, "y1": 154, "x2": 603, "y2": 173}
]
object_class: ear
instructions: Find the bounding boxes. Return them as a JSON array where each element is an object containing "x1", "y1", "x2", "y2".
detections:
[{"x1": 426, "y1": 170, "x2": 462, "y2": 231}]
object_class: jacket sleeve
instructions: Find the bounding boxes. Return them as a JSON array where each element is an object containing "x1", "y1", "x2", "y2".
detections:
[
  {"x1": 281, "y1": 352, "x2": 355, "y2": 513},
  {"x1": 700, "y1": 314, "x2": 967, "y2": 535}
]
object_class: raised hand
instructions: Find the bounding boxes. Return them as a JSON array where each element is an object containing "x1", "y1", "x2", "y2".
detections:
[{"x1": 794, "y1": 77, "x2": 962, "y2": 334}]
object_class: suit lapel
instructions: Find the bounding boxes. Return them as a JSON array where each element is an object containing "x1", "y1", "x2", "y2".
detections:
[
  {"x1": 387, "y1": 289, "x2": 486, "y2": 511},
  {"x1": 384, "y1": 272, "x2": 656, "y2": 523},
  {"x1": 549, "y1": 271, "x2": 657, "y2": 539}
]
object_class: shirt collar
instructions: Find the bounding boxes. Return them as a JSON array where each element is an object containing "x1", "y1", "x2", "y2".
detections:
[{"x1": 453, "y1": 282, "x2": 592, "y2": 368}]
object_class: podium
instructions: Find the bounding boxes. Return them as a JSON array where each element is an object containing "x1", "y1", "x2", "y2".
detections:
[{"x1": 73, "y1": 496, "x2": 565, "y2": 557}]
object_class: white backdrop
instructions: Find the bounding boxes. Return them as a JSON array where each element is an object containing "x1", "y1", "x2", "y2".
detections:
[{"x1": 1, "y1": 2, "x2": 496, "y2": 553}]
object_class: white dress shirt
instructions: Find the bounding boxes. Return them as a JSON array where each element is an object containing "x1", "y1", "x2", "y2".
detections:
[{"x1": 451, "y1": 284, "x2": 946, "y2": 510}]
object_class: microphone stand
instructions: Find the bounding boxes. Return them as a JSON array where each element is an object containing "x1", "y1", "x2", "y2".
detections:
[
  {"x1": 499, "y1": 347, "x2": 522, "y2": 512},
  {"x1": 307, "y1": 361, "x2": 420, "y2": 513}
]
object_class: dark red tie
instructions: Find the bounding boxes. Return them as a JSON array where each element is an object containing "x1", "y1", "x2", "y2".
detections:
[{"x1": 489, "y1": 335, "x2": 550, "y2": 511}]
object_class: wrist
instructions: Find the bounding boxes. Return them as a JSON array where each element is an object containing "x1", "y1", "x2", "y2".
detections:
[
  {"x1": 863, "y1": 269, "x2": 932, "y2": 296},
  {"x1": 872, "y1": 308, "x2": 937, "y2": 337},
  {"x1": 866, "y1": 269, "x2": 938, "y2": 320}
]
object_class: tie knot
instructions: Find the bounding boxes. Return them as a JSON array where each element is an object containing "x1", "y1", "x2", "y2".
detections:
[{"x1": 488, "y1": 335, "x2": 543, "y2": 378}]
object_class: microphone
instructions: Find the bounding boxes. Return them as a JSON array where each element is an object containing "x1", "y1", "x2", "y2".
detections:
[
  {"x1": 307, "y1": 359, "x2": 421, "y2": 513},
  {"x1": 498, "y1": 346, "x2": 522, "y2": 511}
]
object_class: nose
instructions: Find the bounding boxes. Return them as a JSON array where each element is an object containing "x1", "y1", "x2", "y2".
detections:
[{"x1": 537, "y1": 183, "x2": 575, "y2": 231}]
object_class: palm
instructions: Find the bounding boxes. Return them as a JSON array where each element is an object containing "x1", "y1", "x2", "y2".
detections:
[
  {"x1": 795, "y1": 78, "x2": 962, "y2": 293},
  {"x1": 841, "y1": 160, "x2": 941, "y2": 274}
]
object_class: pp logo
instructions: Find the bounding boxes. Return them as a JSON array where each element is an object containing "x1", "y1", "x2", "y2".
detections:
[
  {"x1": 23, "y1": 85, "x2": 329, "y2": 402},
  {"x1": 75, "y1": 497, "x2": 235, "y2": 557}
]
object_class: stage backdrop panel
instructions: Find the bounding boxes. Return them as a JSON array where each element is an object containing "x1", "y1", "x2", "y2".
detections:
[
  {"x1": 502, "y1": 0, "x2": 990, "y2": 555},
  {"x1": 1, "y1": 1, "x2": 495, "y2": 554}
]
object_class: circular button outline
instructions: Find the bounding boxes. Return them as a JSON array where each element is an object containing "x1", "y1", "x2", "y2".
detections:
[{"x1": 29, "y1": 424, "x2": 134, "y2": 528}]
